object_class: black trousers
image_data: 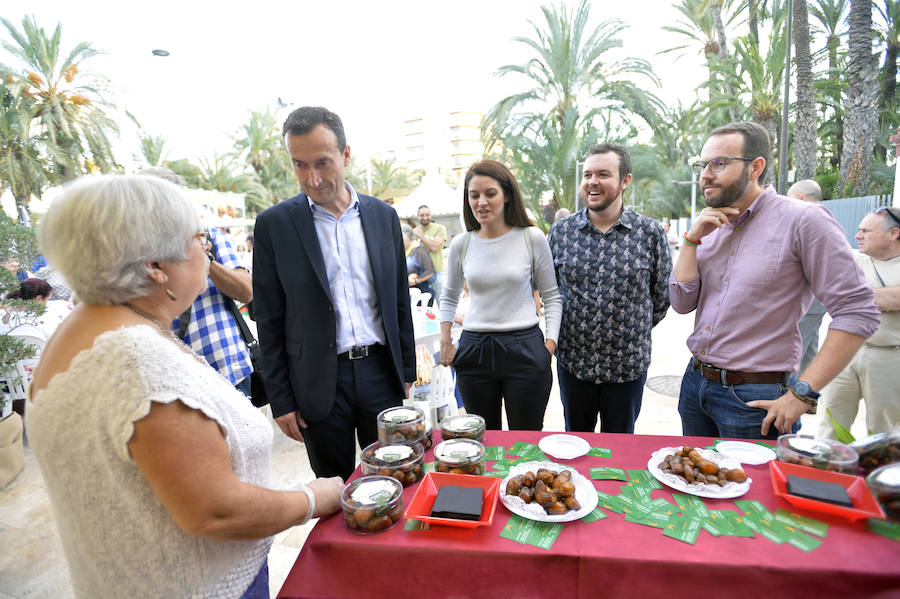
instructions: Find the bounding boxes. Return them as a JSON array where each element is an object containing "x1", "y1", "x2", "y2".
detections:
[
  {"x1": 452, "y1": 326, "x2": 552, "y2": 430},
  {"x1": 300, "y1": 346, "x2": 403, "y2": 480}
]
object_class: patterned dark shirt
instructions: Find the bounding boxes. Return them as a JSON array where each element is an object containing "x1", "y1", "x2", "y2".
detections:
[{"x1": 548, "y1": 208, "x2": 671, "y2": 383}]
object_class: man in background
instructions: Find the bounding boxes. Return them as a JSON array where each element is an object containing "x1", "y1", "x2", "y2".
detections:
[
  {"x1": 788, "y1": 179, "x2": 827, "y2": 372},
  {"x1": 818, "y1": 206, "x2": 900, "y2": 437},
  {"x1": 413, "y1": 205, "x2": 447, "y2": 302}
]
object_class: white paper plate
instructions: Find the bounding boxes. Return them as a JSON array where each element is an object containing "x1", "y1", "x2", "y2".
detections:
[
  {"x1": 538, "y1": 434, "x2": 591, "y2": 460},
  {"x1": 500, "y1": 461, "x2": 599, "y2": 522},
  {"x1": 715, "y1": 441, "x2": 776, "y2": 465},
  {"x1": 647, "y1": 447, "x2": 751, "y2": 499}
]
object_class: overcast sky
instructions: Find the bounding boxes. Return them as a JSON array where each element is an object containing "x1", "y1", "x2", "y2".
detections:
[{"x1": 3, "y1": 0, "x2": 712, "y2": 168}]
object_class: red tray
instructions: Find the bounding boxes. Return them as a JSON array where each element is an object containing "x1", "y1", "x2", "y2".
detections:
[
  {"x1": 404, "y1": 472, "x2": 500, "y2": 528},
  {"x1": 768, "y1": 460, "x2": 885, "y2": 521}
]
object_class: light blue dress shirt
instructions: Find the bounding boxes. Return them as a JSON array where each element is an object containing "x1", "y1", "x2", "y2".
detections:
[{"x1": 308, "y1": 183, "x2": 385, "y2": 354}]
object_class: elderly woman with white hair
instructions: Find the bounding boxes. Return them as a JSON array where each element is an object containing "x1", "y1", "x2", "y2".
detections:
[{"x1": 26, "y1": 175, "x2": 343, "y2": 599}]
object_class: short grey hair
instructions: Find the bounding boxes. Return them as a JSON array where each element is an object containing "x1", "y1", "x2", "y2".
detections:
[
  {"x1": 400, "y1": 223, "x2": 415, "y2": 241},
  {"x1": 38, "y1": 174, "x2": 201, "y2": 305},
  {"x1": 787, "y1": 179, "x2": 822, "y2": 203}
]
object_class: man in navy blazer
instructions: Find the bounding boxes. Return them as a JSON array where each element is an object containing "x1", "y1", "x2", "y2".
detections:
[{"x1": 253, "y1": 106, "x2": 415, "y2": 480}]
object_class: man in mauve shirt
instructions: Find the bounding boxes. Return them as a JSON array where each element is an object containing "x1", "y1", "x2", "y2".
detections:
[{"x1": 670, "y1": 122, "x2": 879, "y2": 440}]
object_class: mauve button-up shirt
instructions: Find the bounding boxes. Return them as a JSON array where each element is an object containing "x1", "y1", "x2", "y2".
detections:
[{"x1": 669, "y1": 185, "x2": 879, "y2": 373}]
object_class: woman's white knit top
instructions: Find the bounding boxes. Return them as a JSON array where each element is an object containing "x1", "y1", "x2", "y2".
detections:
[{"x1": 26, "y1": 325, "x2": 273, "y2": 598}]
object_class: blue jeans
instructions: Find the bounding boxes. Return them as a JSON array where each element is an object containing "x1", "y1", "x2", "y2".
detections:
[
  {"x1": 235, "y1": 376, "x2": 252, "y2": 400},
  {"x1": 239, "y1": 559, "x2": 269, "y2": 599},
  {"x1": 556, "y1": 364, "x2": 645, "y2": 433},
  {"x1": 678, "y1": 359, "x2": 799, "y2": 439}
]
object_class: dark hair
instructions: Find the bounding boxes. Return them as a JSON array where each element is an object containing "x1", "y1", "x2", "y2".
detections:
[
  {"x1": 417, "y1": 205, "x2": 430, "y2": 212},
  {"x1": 282, "y1": 106, "x2": 347, "y2": 151},
  {"x1": 462, "y1": 160, "x2": 534, "y2": 231},
  {"x1": 587, "y1": 143, "x2": 632, "y2": 182},
  {"x1": 7, "y1": 278, "x2": 52, "y2": 300},
  {"x1": 709, "y1": 121, "x2": 771, "y2": 184}
]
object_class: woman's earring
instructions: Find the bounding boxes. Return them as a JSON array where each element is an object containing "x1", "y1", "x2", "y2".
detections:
[{"x1": 164, "y1": 283, "x2": 177, "y2": 301}]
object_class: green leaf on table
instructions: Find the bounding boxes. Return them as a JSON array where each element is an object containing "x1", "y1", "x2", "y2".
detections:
[{"x1": 826, "y1": 408, "x2": 856, "y2": 444}]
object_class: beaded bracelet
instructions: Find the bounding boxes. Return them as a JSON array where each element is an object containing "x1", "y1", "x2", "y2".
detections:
[{"x1": 683, "y1": 233, "x2": 702, "y2": 247}]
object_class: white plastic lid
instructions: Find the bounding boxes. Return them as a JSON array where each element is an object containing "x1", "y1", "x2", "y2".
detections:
[{"x1": 374, "y1": 445, "x2": 414, "y2": 462}]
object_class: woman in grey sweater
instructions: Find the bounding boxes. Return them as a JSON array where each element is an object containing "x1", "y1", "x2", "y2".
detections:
[{"x1": 439, "y1": 160, "x2": 562, "y2": 430}]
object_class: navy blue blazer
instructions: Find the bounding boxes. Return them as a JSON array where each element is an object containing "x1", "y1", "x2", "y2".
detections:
[{"x1": 253, "y1": 192, "x2": 416, "y2": 421}]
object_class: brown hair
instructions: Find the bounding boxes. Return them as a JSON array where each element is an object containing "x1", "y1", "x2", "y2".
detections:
[
  {"x1": 462, "y1": 160, "x2": 534, "y2": 231},
  {"x1": 709, "y1": 121, "x2": 771, "y2": 184}
]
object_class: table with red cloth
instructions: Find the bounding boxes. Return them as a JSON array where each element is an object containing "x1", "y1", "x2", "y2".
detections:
[{"x1": 278, "y1": 431, "x2": 900, "y2": 599}]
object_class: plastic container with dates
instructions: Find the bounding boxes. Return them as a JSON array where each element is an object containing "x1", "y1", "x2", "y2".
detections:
[
  {"x1": 440, "y1": 414, "x2": 486, "y2": 443},
  {"x1": 377, "y1": 406, "x2": 426, "y2": 445},
  {"x1": 866, "y1": 463, "x2": 900, "y2": 520},
  {"x1": 851, "y1": 431, "x2": 900, "y2": 475},
  {"x1": 341, "y1": 476, "x2": 404, "y2": 535},
  {"x1": 434, "y1": 438, "x2": 485, "y2": 475},
  {"x1": 360, "y1": 440, "x2": 425, "y2": 486},
  {"x1": 776, "y1": 434, "x2": 859, "y2": 475}
]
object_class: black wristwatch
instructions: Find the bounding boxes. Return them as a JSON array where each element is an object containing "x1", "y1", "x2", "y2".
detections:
[{"x1": 790, "y1": 381, "x2": 820, "y2": 414}]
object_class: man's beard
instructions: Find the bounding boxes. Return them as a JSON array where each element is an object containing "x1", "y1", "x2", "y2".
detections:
[
  {"x1": 705, "y1": 166, "x2": 749, "y2": 208},
  {"x1": 586, "y1": 193, "x2": 619, "y2": 213}
]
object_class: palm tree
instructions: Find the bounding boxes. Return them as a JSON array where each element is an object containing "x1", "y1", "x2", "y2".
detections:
[
  {"x1": 199, "y1": 153, "x2": 270, "y2": 214},
  {"x1": 0, "y1": 16, "x2": 120, "y2": 207},
  {"x1": 810, "y1": 0, "x2": 849, "y2": 166},
  {"x1": 230, "y1": 107, "x2": 298, "y2": 206},
  {"x1": 704, "y1": 0, "x2": 740, "y2": 121},
  {"x1": 876, "y1": 0, "x2": 900, "y2": 160},
  {"x1": 138, "y1": 133, "x2": 167, "y2": 167},
  {"x1": 839, "y1": 0, "x2": 879, "y2": 195},
  {"x1": 0, "y1": 77, "x2": 48, "y2": 208},
  {"x1": 482, "y1": 0, "x2": 660, "y2": 148},
  {"x1": 661, "y1": 0, "x2": 740, "y2": 123},
  {"x1": 793, "y1": 0, "x2": 818, "y2": 180}
]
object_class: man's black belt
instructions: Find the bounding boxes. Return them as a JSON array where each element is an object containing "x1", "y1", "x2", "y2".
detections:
[
  {"x1": 338, "y1": 344, "x2": 384, "y2": 360},
  {"x1": 692, "y1": 357, "x2": 790, "y2": 386}
]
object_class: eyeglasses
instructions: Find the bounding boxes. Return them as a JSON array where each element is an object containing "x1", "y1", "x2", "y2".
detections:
[
  {"x1": 875, "y1": 206, "x2": 900, "y2": 229},
  {"x1": 192, "y1": 230, "x2": 211, "y2": 244},
  {"x1": 690, "y1": 157, "x2": 754, "y2": 176}
]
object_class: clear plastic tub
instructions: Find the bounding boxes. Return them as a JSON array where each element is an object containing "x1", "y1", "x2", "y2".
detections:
[
  {"x1": 341, "y1": 476, "x2": 404, "y2": 535},
  {"x1": 434, "y1": 438, "x2": 485, "y2": 475},
  {"x1": 866, "y1": 463, "x2": 900, "y2": 520},
  {"x1": 377, "y1": 406, "x2": 426, "y2": 445},
  {"x1": 776, "y1": 434, "x2": 859, "y2": 475},
  {"x1": 850, "y1": 431, "x2": 900, "y2": 475},
  {"x1": 360, "y1": 440, "x2": 425, "y2": 486},
  {"x1": 440, "y1": 414, "x2": 486, "y2": 443}
]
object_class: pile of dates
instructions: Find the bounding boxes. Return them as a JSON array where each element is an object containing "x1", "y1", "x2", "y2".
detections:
[
  {"x1": 505, "y1": 468, "x2": 581, "y2": 515},
  {"x1": 658, "y1": 446, "x2": 747, "y2": 486}
]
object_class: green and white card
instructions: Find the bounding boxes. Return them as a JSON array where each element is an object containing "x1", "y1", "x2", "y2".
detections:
[
  {"x1": 590, "y1": 467, "x2": 627, "y2": 481},
  {"x1": 500, "y1": 514, "x2": 563, "y2": 549},
  {"x1": 588, "y1": 446, "x2": 612, "y2": 458}
]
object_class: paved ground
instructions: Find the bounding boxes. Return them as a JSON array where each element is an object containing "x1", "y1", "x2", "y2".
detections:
[{"x1": 0, "y1": 308, "x2": 867, "y2": 598}]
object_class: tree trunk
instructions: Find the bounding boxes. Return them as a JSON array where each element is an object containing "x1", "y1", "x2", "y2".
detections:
[
  {"x1": 876, "y1": 43, "x2": 898, "y2": 161},
  {"x1": 711, "y1": 2, "x2": 739, "y2": 122},
  {"x1": 793, "y1": 0, "x2": 818, "y2": 180},
  {"x1": 828, "y1": 35, "x2": 844, "y2": 166},
  {"x1": 749, "y1": 0, "x2": 760, "y2": 47},
  {"x1": 839, "y1": 0, "x2": 879, "y2": 196}
]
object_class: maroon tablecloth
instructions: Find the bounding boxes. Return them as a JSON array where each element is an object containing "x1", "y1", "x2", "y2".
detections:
[{"x1": 278, "y1": 431, "x2": 900, "y2": 599}]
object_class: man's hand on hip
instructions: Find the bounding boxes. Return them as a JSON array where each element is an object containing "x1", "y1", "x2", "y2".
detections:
[
  {"x1": 746, "y1": 393, "x2": 809, "y2": 436},
  {"x1": 275, "y1": 411, "x2": 308, "y2": 442}
]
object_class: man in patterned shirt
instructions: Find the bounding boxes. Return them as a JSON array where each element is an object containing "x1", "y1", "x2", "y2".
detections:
[{"x1": 548, "y1": 143, "x2": 671, "y2": 433}]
